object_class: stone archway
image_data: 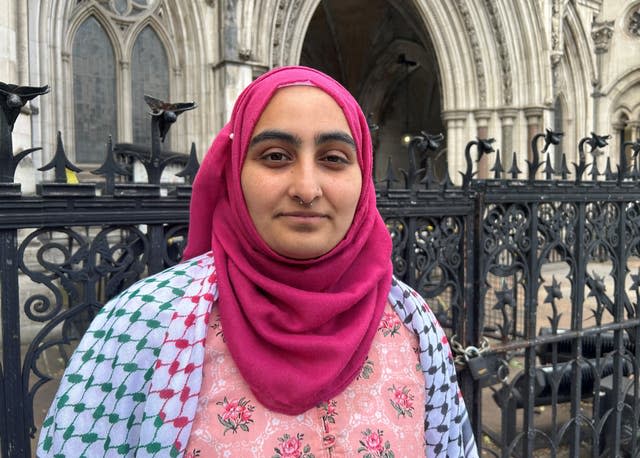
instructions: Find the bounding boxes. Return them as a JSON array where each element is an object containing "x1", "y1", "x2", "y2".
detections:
[{"x1": 298, "y1": 0, "x2": 445, "y2": 182}]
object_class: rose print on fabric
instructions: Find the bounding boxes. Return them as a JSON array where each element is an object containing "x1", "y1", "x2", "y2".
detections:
[
  {"x1": 358, "y1": 429, "x2": 394, "y2": 457},
  {"x1": 216, "y1": 396, "x2": 255, "y2": 434},
  {"x1": 210, "y1": 312, "x2": 224, "y2": 340},
  {"x1": 358, "y1": 356, "x2": 374, "y2": 380},
  {"x1": 319, "y1": 400, "x2": 338, "y2": 426},
  {"x1": 388, "y1": 385, "x2": 415, "y2": 418},
  {"x1": 184, "y1": 449, "x2": 201, "y2": 458},
  {"x1": 378, "y1": 311, "x2": 401, "y2": 337},
  {"x1": 272, "y1": 433, "x2": 315, "y2": 458}
]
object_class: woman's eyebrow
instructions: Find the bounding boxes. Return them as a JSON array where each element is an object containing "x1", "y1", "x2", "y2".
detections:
[
  {"x1": 250, "y1": 129, "x2": 301, "y2": 147},
  {"x1": 315, "y1": 131, "x2": 356, "y2": 148}
]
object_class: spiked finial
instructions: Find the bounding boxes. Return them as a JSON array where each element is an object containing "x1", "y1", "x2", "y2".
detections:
[
  {"x1": 176, "y1": 142, "x2": 200, "y2": 184},
  {"x1": 38, "y1": 132, "x2": 82, "y2": 183},
  {"x1": 92, "y1": 136, "x2": 130, "y2": 194}
]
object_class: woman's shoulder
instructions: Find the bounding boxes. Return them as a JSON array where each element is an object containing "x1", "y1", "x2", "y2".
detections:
[
  {"x1": 105, "y1": 252, "x2": 217, "y2": 315},
  {"x1": 387, "y1": 276, "x2": 428, "y2": 313},
  {"x1": 82, "y1": 251, "x2": 218, "y2": 345},
  {"x1": 387, "y1": 276, "x2": 447, "y2": 339}
]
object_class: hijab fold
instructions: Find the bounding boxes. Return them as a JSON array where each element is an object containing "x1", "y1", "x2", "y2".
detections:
[{"x1": 183, "y1": 66, "x2": 392, "y2": 414}]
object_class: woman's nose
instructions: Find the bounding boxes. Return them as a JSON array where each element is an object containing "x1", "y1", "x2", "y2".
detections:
[{"x1": 288, "y1": 159, "x2": 322, "y2": 204}]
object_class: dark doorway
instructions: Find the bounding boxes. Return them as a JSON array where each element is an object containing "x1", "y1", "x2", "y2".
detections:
[{"x1": 300, "y1": 0, "x2": 445, "y2": 182}]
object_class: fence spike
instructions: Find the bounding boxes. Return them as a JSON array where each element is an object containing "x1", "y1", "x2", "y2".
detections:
[
  {"x1": 38, "y1": 131, "x2": 82, "y2": 183},
  {"x1": 490, "y1": 149, "x2": 504, "y2": 179},
  {"x1": 603, "y1": 157, "x2": 615, "y2": 181},
  {"x1": 92, "y1": 135, "x2": 130, "y2": 195},
  {"x1": 559, "y1": 153, "x2": 570, "y2": 179},
  {"x1": 508, "y1": 152, "x2": 521, "y2": 179},
  {"x1": 420, "y1": 157, "x2": 438, "y2": 189},
  {"x1": 381, "y1": 155, "x2": 398, "y2": 191},
  {"x1": 440, "y1": 167, "x2": 454, "y2": 190},
  {"x1": 544, "y1": 153, "x2": 555, "y2": 180},
  {"x1": 176, "y1": 142, "x2": 200, "y2": 184}
]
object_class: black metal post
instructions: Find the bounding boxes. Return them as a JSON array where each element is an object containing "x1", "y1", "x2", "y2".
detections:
[{"x1": 0, "y1": 229, "x2": 29, "y2": 458}]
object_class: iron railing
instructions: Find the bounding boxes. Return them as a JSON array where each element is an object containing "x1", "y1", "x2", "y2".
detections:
[{"x1": 2, "y1": 82, "x2": 640, "y2": 457}]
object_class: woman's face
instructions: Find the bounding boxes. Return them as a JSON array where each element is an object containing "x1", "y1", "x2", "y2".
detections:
[{"x1": 241, "y1": 86, "x2": 362, "y2": 259}]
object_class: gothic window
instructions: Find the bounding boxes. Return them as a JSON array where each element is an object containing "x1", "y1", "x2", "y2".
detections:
[
  {"x1": 72, "y1": 16, "x2": 117, "y2": 163},
  {"x1": 131, "y1": 26, "x2": 170, "y2": 146},
  {"x1": 69, "y1": 0, "x2": 171, "y2": 164}
]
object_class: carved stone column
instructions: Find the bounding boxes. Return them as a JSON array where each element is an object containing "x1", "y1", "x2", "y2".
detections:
[
  {"x1": 119, "y1": 60, "x2": 132, "y2": 142},
  {"x1": 629, "y1": 121, "x2": 640, "y2": 138},
  {"x1": 591, "y1": 21, "x2": 614, "y2": 133},
  {"x1": 443, "y1": 110, "x2": 468, "y2": 184},
  {"x1": 524, "y1": 107, "x2": 544, "y2": 179},
  {"x1": 474, "y1": 109, "x2": 492, "y2": 178},
  {"x1": 212, "y1": 0, "x2": 258, "y2": 126},
  {"x1": 499, "y1": 108, "x2": 518, "y2": 174}
]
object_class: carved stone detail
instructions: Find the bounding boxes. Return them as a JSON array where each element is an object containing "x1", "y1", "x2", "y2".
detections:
[
  {"x1": 591, "y1": 20, "x2": 615, "y2": 54},
  {"x1": 551, "y1": 0, "x2": 565, "y2": 56},
  {"x1": 272, "y1": 0, "x2": 289, "y2": 56},
  {"x1": 483, "y1": 0, "x2": 512, "y2": 106},
  {"x1": 271, "y1": 0, "x2": 305, "y2": 66},
  {"x1": 238, "y1": 48, "x2": 252, "y2": 61},
  {"x1": 283, "y1": 0, "x2": 304, "y2": 65},
  {"x1": 454, "y1": 0, "x2": 487, "y2": 107},
  {"x1": 628, "y1": 7, "x2": 640, "y2": 37}
]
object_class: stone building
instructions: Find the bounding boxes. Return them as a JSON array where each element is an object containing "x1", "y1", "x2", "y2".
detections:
[{"x1": 1, "y1": 0, "x2": 639, "y2": 183}]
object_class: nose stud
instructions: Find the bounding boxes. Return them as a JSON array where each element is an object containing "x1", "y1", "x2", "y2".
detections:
[{"x1": 297, "y1": 197, "x2": 314, "y2": 208}]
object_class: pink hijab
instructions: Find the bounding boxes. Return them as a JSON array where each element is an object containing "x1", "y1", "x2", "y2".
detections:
[{"x1": 183, "y1": 66, "x2": 392, "y2": 414}]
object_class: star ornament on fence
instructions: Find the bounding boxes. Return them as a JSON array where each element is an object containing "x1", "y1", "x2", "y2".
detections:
[
  {"x1": 543, "y1": 276, "x2": 563, "y2": 303},
  {"x1": 586, "y1": 271, "x2": 607, "y2": 298},
  {"x1": 493, "y1": 282, "x2": 515, "y2": 311}
]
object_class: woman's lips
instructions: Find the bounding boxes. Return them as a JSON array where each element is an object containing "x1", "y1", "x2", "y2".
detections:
[{"x1": 277, "y1": 211, "x2": 328, "y2": 223}]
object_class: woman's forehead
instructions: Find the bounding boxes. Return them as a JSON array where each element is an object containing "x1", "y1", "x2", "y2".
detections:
[{"x1": 252, "y1": 85, "x2": 351, "y2": 132}]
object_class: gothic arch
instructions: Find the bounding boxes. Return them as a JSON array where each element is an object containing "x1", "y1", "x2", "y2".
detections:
[
  {"x1": 65, "y1": 6, "x2": 124, "y2": 64},
  {"x1": 32, "y1": 0, "x2": 211, "y2": 164},
  {"x1": 124, "y1": 19, "x2": 178, "y2": 72},
  {"x1": 558, "y1": 4, "x2": 595, "y2": 157},
  {"x1": 604, "y1": 68, "x2": 640, "y2": 159}
]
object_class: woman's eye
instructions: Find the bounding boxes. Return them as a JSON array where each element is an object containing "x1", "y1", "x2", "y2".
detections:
[
  {"x1": 261, "y1": 151, "x2": 289, "y2": 162},
  {"x1": 322, "y1": 153, "x2": 350, "y2": 165}
]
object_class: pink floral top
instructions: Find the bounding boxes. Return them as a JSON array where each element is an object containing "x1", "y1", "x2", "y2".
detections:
[{"x1": 185, "y1": 302, "x2": 426, "y2": 457}]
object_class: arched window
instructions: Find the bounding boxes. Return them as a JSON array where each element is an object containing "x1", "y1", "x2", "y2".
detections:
[
  {"x1": 72, "y1": 16, "x2": 117, "y2": 163},
  {"x1": 131, "y1": 26, "x2": 170, "y2": 146},
  {"x1": 69, "y1": 1, "x2": 173, "y2": 165}
]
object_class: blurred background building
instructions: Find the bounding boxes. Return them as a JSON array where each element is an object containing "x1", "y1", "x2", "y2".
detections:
[{"x1": 1, "y1": 0, "x2": 639, "y2": 184}]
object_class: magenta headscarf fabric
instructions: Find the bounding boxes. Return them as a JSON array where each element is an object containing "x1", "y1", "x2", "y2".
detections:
[{"x1": 183, "y1": 66, "x2": 393, "y2": 415}]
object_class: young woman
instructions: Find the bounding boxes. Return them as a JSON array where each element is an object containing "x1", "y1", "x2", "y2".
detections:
[{"x1": 38, "y1": 66, "x2": 478, "y2": 457}]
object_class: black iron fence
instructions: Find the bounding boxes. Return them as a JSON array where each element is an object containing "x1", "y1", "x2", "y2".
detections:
[{"x1": 2, "y1": 83, "x2": 640, "y2": 457}]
